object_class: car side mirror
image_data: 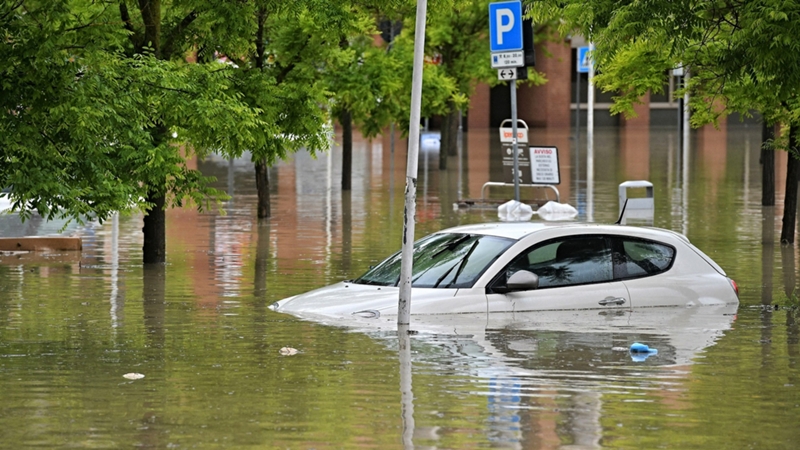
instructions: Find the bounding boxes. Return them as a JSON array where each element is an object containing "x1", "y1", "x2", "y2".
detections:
[{"x1": 493, "y1": 270, "x2": 539, "y2": 294}]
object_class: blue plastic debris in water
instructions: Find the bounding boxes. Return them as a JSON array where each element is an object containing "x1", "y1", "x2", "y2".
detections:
[
  {"x1": 629, "y1": 342, "x2": 658, "y2": 362},
  {"x1": 629, "y1": 342, "x2": 652, "y2": 353}
]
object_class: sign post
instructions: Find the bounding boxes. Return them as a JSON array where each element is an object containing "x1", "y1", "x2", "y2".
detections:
[
  {"x1": 500, "y1": 120, "x2": 529, "y2": 184},
  {"x1": 489, "y1": 1, "x2": 524, "y2": 201},
  {"x1": 575, "y1": 46, "x2": 590, "y2": 144}
]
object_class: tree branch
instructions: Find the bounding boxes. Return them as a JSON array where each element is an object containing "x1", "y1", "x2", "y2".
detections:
[
  {"x1": 255, "y1": 7, "x2": 267, "y2": 70},
  {"x1": 119, "y1": 1, "x2": 141, "y2": 49},
  {"x1": 63, "y1": 3, "x2": 114, "y2": 33},
  {"x1": 161, "y1": 10, "x2": 198, "y2": 59},
  {"x1": 143, "y1": 80, "x2": 195, "y2": 95},
  {"x1": 0, "y1": 0, "x2": 25, "y2": 22}
]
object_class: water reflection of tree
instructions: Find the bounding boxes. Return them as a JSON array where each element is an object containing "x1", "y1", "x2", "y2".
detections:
[
  {"x1": 140, "y1": 264, "x2": 166, "y2": 448},
  {"x1": 533, "y1": 266, "x2": 574, "y2": 285},
  {"x1": 143, "y1": 265, "x2": 166, "y2": 345},
  {"x1": 254, "y1": 221, "x2": 270, "y2": 302}
]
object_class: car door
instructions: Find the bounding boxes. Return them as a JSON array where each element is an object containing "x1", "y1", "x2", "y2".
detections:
[{"x1": 486, "y1": 235, "x2": 631, "y2": 312}]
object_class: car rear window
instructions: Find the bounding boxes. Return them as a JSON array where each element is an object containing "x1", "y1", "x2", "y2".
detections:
[{"x1": 615, "y1": 238, "x2": 675, "y2": 279}]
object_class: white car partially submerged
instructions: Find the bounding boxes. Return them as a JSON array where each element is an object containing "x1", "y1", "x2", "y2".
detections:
[{"x1": 270, "y1": 222, "x2": 739, "y2": 322}]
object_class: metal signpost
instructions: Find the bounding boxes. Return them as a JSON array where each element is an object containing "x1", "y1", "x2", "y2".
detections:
[
  {"x1": 575, "y1": 46, "x2": 590, "y2": 144},
  {"x1": 499, "y1": 119, "x2": 529, "y2": 184},
  {"x1": 586, "y1": 44, "x2": 595, "y2": 222},
  {"x1": 489, "y1": 1, "x2": 524, "y2": 201}
]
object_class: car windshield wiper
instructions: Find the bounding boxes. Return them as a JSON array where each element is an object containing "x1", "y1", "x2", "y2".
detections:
[
  {"x1": 445, "y1": 240, "x2": 480, "y2": 288},
  {"x1": 433, "y1": 240, "x2": 479, "y2": 288},
  {"x1": 430, "y1": 234, "x2": 472, "y2": 259},
  {"x1": 431, "y1": 260, "x2": 460, "y2": 288}
]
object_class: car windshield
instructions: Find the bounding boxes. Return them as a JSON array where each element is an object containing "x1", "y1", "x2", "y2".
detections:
[{"x1": 353, "y1": 233, "x2": 515, "y2": 288}]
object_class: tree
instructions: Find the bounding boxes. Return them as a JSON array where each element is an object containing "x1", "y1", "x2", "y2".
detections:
[
  {"x1": 530, "y1": 0, "x2": 800, "y2": 242},
  {"x1": 2, "y1": 1, "x2": 268, "y2": 262},
  {"x1": 322, "y1": 4, "x2": 407, "y2": 192},
  {"x1": 0, "y1": 1, "x2": 328, "y2": 261},
  {"x1": 117, "y1": 0, "x2": 262, "y2": 263},
  {"x1": 212, "y1": 1, "x2": 338, "y2": 217},
  {"x1": 1, "y1": 1, "x2": 147, "y2": 224},
  {"x1": 425, "y1": 0, "x2": 492, "y2": 169}
]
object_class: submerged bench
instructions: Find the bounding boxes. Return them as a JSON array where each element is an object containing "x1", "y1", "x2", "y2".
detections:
[{"x1": 0, "y1": 237, "x2": 82, "y2": 252}]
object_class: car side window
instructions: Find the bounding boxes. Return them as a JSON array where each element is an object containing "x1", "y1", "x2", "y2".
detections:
[
  {"x1": 508, "y1": 236, "x2": 613, "y2": 288},
  {"x1": 614, "y1": 238, "x2": 675, "y2": 279}
]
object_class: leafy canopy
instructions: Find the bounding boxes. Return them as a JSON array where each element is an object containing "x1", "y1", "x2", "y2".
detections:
[{"x1": 529, "y1": 0, "x2": 800, "y2": 128}]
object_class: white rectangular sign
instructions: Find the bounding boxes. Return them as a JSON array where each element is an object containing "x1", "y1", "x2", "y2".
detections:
[
  {"x1": 491, "y1": 51, "x2": 524, "y2": 68},
  {"x1": 499, "y1": 127, "x2": 528, "y2": 144},
  {"x1": 529, "y1": 146, "x2": 560, "y2": 184},
  {"x1": 497, "y1": 68, "x2": 517, "y2": 80}
]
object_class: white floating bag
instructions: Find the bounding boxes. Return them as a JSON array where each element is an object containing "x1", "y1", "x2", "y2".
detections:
[
  {"x1": 498, "y1": 200, "x2": 534, "y2": 222},
  {"x1": 536, "y1": 201, "x2": 578, "y2": 221}
]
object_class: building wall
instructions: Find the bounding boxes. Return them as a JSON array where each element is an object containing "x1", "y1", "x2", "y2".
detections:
[
  {"x1": 517, "y1": 40, "x2": 573, "y2": 128},
  {"x1": 620, "y1": 92, "x2": 651, "y2": 128},
  {"x1": 467, "y1": 83, "x2": 491, "y2": 130}
]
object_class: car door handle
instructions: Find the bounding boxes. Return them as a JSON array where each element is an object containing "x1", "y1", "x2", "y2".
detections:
[{"x1": 598, "y1": 296, "x2": 627, "y2": 306}]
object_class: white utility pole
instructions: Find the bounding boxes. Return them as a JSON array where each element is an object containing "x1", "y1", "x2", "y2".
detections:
[
  {"x1": 587, "y1": 44, "x2": 595, "y2": 222},
  {"x1": 397, "y1": 0, "x2": 428, "y2": 326}
]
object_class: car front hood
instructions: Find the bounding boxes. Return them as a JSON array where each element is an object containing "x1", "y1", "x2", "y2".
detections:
[{"x1": 270, "y1": 282, "x2": 458, "y2": 319}]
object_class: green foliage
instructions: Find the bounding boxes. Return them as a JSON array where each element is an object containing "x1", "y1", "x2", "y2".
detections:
[
  {"x1": 0, "y1": 0, "x2": 369, "y2": 223},
  {"x1": 530, "y1": 0, "x2": 800, "y2": 131},
  {"x1": 425, "y1": 0, "x2": 493, "y2": 96},
  {"x1": 0, "y1": 0, "x2": 576, "y2": 227},
  {"x1": 326, "y1": 30, "x2": 404, "y2": 138}
]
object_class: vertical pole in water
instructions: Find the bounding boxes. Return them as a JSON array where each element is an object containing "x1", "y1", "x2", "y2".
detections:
[
  {"x1": 575, "y1": 53, "x2": 582, "y2": 203},
  {"x1": 575, "y1": 56, "x2": 581, "y2": 145},
  {"x1": 398, "y1": 0, "x2": 427, "y2": 327},
  {"x1": 683, "y1": 68, "x2": 690, "y2": 163},
  {"x1": 511, "y1": 79, "x2": 520, "y2": 202},
  {"x1": 681, "y1": 68, "x2": 690, "y2": 236},
  {"x1": 398, "y1": 325, "x2": 415, "y2": 447},
  {"x1": 586, "y1": 44, "x2": 595, "y2": 222}
]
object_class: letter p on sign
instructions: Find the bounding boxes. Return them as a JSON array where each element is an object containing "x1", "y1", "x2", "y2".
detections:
[
  {"x1": 489, "y1": 1, "x2": 523, "y2": 52},
  {"x1": 496, "y1": 9, "x2": 514, "y2": 45}
]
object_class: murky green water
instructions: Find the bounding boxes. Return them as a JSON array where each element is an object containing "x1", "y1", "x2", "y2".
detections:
[{"x1": 1, "y1": 124, "x2": 799, "y2": 449}]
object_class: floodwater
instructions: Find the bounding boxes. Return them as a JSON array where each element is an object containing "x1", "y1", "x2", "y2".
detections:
[{"x1": 1, "y1": 124, "x2": 799, "y2": 449}]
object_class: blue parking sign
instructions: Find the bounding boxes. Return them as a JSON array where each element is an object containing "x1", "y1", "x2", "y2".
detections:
[
  {"x1": 577, "y1": 46, "x2": 592, "y2": 73},
  {"x1": 489, "y1": 1, "x2": 523, "y2": 52}
]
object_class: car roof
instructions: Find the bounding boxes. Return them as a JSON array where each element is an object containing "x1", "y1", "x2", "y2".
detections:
[{"x1": 437, "y1": 221, "x2": 689, "y2": 243}]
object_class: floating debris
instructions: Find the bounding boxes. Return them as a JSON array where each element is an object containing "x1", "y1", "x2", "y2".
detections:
[
  {"x1": 352, "y1": 309, "x2": 380, "y2": 319},
  {"x1": 123, "y1": 373, "x2": 145, "y2": 380},
  {"x1": 279, "y1": 347, "x2": 299, "y2": 356},
  {"x1": 629, "y1": 342, "x2": 658, "y2": 362}
]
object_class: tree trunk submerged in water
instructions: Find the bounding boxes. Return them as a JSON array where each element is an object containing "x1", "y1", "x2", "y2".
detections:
[
  {"x1": 780, "y1": 126, "x2": 799, "y2": 244},
  {"x1": 255, "y1": 158, "x2": 271, "y2": 218},
  {"x1": 340, "y1": 108, "x2": 353, "y2": 191},
  {"x1": 439, "y1": 104, "x2": 460, "y2": 170},
  {"x1": 762, "y1": 121, "x2": 775, "y2": 207},
  {"x1": 142, "y1": 189, "x2": 166, "y2": 263}
]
